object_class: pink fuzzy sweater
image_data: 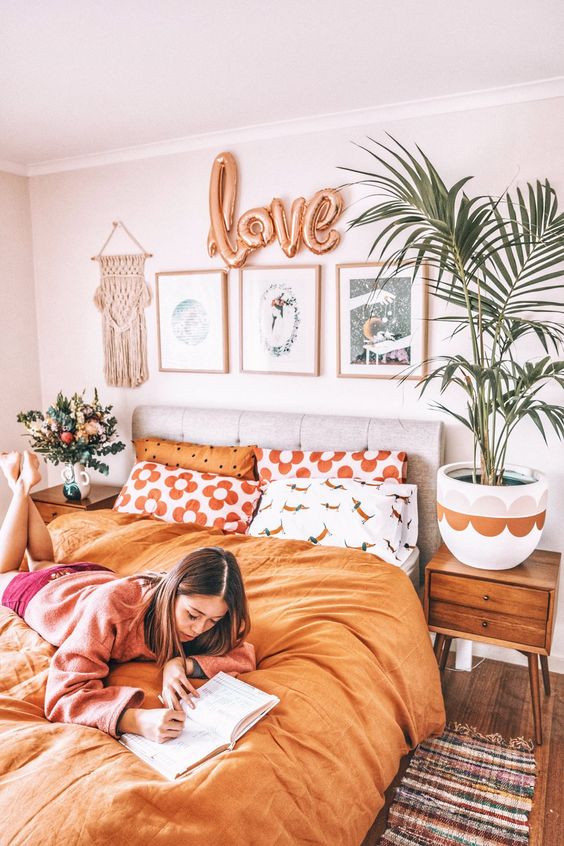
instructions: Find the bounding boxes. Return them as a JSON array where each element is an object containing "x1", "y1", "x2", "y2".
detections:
[{"x1": 23, "y1": 572, "x2": 256, "y2": 738}]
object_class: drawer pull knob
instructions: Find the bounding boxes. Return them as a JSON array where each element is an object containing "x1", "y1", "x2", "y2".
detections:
[
  {"x1": 483, "y1": 595, "x2": 489, "y2": 601},
  {"x1": 481, "y1": 621, "x2": 488, "y2": 628}
]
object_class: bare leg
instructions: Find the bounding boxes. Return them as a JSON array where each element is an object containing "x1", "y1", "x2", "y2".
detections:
[
  {"x1": 0, "y1": 479, "x2": 30, "y2": 573},
  {"x1": 0, "y1": 451, "x2": 54, "y2": 573},
  {"x1": 22, "y1": 452, "x2": 54, "y2": 563},
  {"x1": 27, "y1": 501, "x2": 55, "y2": 562},
  {"x1": 0, "y1": 451, "x2": 21, "y2": 493}
]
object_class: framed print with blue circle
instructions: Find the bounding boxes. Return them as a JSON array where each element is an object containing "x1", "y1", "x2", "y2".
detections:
[
  {"x1": 156, "y1": 269, "x2": 229, "y2": 373},
  {"x1": 239, "y1": 265, "x2": 320, "y2": 376}
]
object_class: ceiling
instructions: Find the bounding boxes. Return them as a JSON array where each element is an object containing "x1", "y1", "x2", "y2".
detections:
[{"x1": 2, "y1": 0, "x2": 564, "y2": 168}]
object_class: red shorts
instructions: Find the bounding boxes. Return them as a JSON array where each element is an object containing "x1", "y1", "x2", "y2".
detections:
[{"x1": 2, "y1": 563, "x2": 113, "y2": 619}]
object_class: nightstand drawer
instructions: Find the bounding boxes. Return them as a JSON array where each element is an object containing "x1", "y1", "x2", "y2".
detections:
[
  {"x1": 429, "y1": 599, "x2": 547, "y2": 648},
  {"x1": 430, "y1": 573, "x2": 549, "y2": 621},
  {"x1": 34, "y1": 502, "x2": 77, "y2": 524}
]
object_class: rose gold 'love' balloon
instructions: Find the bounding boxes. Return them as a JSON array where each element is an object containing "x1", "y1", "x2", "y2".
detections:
[
  {"x1": 208, "y1": 152, "x2": 251, "y2": 268},
  {"x1": 270, "y1": 197, "x2": 306, "y2": 258},
  {"x1": 237, "y1": 207, "x2": 275, "y2": 249},
  {"x1": 302, "y1": 189, "x2": 343, "y2": 254},
  {"x1": 208, "y1": 152, "x2": 343, "y2": 267}
]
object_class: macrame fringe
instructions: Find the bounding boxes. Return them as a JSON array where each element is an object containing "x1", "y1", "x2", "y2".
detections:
[
  {"x1": 93, "y1": 253, "x2": 151, "y2": 388},
  {"x1": 447, "y1": 720, "x2": 535, "y2": 753}
]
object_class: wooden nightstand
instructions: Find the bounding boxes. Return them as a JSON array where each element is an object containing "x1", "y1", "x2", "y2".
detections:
[
  {"x1": 424, "y1": 545, "x2": 560, "y2": 745},
  {"x1": 31, "y1": 484, "x2": 122, "y2": 525}
]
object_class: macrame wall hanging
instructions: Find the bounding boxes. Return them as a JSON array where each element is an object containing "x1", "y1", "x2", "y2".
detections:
[{"x1": 92, "y1": 221, "x2": 152, "y2": 388}]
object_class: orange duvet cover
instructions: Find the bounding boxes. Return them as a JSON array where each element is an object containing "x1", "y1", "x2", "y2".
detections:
[{"x1": 0, "y1": 511, "x2": 445, "y2": 845}]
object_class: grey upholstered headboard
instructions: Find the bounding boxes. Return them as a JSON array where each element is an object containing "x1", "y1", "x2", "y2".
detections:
[{"x1": 132, "y1": 405, "x2": 444, "y2": 573}]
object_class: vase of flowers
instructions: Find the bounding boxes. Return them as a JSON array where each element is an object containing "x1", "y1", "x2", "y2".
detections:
[
  {"x1": 18, "y1": 389, "x2": 126, "y2": 501},
  {"x1": 61, "y1": 463, "x2": 92, "y2": 501}
]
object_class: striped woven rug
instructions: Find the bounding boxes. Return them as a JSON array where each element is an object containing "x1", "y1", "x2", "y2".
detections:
[{"x1": 379, "y1": 724, "x2": 536, "y2": 845}]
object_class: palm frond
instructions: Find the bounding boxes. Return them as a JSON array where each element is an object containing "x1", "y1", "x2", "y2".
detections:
[{"x1": 343, "y1": 136, "x2": 564, "y2": 482}]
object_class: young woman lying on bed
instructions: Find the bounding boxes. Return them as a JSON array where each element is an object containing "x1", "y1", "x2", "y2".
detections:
[{"x1": 0, "y1": 451, "x2": 255, "y2": 742}]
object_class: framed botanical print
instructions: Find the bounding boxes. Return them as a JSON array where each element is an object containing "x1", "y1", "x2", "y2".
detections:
[
  {"x1": 156, "y1": 269, "x2": 229, "y2": 373},
  {"x1": 337, "y1": 262, "x2": 428, "y2": 379},
  {"x1": 239, "y1": 265, "x2": 320, "y2": 376}
]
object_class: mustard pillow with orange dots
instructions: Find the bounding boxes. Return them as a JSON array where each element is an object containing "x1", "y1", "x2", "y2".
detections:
[{"x1": 133, "y1": 438, "x2": 257, "y2": 480}]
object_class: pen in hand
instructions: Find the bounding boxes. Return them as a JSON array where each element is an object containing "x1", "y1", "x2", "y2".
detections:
[{"x1": 158, "y1": 693, "x2": 196, "y2": 710}]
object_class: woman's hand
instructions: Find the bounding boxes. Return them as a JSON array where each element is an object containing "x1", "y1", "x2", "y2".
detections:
[
  {"x1": 118, "y1": 707, "x2": 186, "y2": 743},
  {"x1": 162, "y1": 657, "x2": 200, "y2": 710}
]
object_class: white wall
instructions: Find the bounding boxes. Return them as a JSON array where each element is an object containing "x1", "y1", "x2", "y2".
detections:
[
  {"x1": 0, "y1": 171, "x2": 43, "y2": 516},
  {"x1": 28, "y1": 94, "x2": 564, "y2": 666}
]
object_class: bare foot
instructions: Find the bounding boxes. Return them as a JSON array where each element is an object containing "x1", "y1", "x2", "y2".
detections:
[
  {"x1": 20, "y1": 450, "x2": 42, "y2": 492},
  {"x1": 0, "y1": 451, "x2": 21, "y2": 489}
]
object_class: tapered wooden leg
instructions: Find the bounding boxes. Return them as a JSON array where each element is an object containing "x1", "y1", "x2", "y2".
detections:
[
  {"x1": 527, "y1": 653, "x2": 543, "y2": 745},
  {"x1": 540, "y1": 655, "x2": 551, "y2": 696},
  {"x1": 439, "y1": 637, "x2": 453, "y2": 671},
  {"x1": 434, "y1": 634, "x2": 446, "y2": 663}
]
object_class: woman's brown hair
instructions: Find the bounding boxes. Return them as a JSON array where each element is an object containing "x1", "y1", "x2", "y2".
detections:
[{"x1": 135, "y1": 547, "x2": 250, "y2": 667}]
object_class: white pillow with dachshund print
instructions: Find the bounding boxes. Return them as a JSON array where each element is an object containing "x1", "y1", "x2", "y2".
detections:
[{"x1": 247, "y1": 477, "x2": 417, "y2": 565}]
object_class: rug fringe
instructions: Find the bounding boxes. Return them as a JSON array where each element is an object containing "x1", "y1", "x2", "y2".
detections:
[{"x1": 447, "y1": 720, "x2": 535, "y2": 753}]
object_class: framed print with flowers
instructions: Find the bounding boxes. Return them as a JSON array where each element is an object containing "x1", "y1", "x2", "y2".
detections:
[
  {"x1": 239, "y1": 265, "x2": 320, "y2": 376},
  {"x1": 337, "y1": 262, "x2": 428, "y2": 379},
  {"x1": 156, "y1": 269, "x2": 229, "y2": 373}
]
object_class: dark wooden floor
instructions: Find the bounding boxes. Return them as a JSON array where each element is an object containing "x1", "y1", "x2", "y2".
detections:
[{"x1": 361, "y1": 657, "x2": 563, "y2": 846}]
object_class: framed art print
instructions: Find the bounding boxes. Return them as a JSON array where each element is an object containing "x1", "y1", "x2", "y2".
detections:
[
  {"x1": 337, "y1": 262, "x2": 428, "y2": 379},
  {"x1": 156, "y1": 269, "x2": 228, "y2": 373},
  {"x1": 240, "y1": 265, "x2": 320, "y2": 376}
]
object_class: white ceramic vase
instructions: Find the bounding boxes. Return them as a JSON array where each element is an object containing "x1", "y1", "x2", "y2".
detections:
[
  {"x1": 61, "y1": 463, "x2": 91, "y2": 501},
  {"x1": 437, "y1": 462, "x2": 548, "y2": 570}
]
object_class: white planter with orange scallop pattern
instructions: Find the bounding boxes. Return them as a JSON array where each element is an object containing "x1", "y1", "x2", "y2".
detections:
[{"x1": 437, "y1": 462, "x2": 548, "y2": 570}]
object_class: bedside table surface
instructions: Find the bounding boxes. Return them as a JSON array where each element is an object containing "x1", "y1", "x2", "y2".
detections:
[
  {"x1": 426, "y1": 545, "x2": 560, "y2": 591},
  {"x1": 31, "y1": 483, "x2": 122, "y2": 509}
]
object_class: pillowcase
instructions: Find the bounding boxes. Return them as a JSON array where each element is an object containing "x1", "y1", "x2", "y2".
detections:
[
  {"x1": 247, "y1": 477, "x2": 418, "y2": 565},
  {"x1": 255, "y1": 447, "x2": 407, "y2": 484},
  {"x1": 133, "y1": 438, "x2": 256, "y2": 480},
  {"x1": 114, "y1": 461, "x2": 262, "y2": 534}
]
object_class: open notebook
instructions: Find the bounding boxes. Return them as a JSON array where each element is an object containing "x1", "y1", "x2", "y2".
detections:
[{"x1": 120, "y1": 672, "x2": 279, "y2": 780}]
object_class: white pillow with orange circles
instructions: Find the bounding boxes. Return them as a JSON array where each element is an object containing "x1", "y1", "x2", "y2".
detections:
[{"x1": 114, "y1": 461, "x2": 262, "y2": 534}]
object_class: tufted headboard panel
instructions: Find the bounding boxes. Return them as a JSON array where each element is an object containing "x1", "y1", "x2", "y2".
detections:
[{"x1": 132, "y1": 405, "x2": 444, "y2": 570}]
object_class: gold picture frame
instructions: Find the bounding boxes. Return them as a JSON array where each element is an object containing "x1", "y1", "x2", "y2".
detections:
[
  {"x1": 239, "y1": 265, "x2": 321, "y2": 376},
  {"x1": 156, "y1": 269, "x2": 229, "y2": 373},
  {"x1": 336, "y1": 262, "x2": 428, "y2": 379}
]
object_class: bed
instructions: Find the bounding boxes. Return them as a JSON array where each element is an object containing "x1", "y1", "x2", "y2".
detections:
[{"x1": 0, "y1": 405, "x2": 445, "y2": 846}]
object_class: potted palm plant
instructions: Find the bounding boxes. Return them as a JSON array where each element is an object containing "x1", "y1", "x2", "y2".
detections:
[{"x1": 342, "y1": 137, "x2": 564, "y2": 569}]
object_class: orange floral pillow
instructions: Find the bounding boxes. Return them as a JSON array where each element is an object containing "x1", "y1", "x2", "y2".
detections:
[
  {"x1": 114, "y1": 461, "x2": 262, "y2": 533},
  {"x1": 254, "y1": 448, "x2": 407, "y2": 484},
  {"x1": 133, "y1": 438, "x2": 256, "y2": 480}
]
